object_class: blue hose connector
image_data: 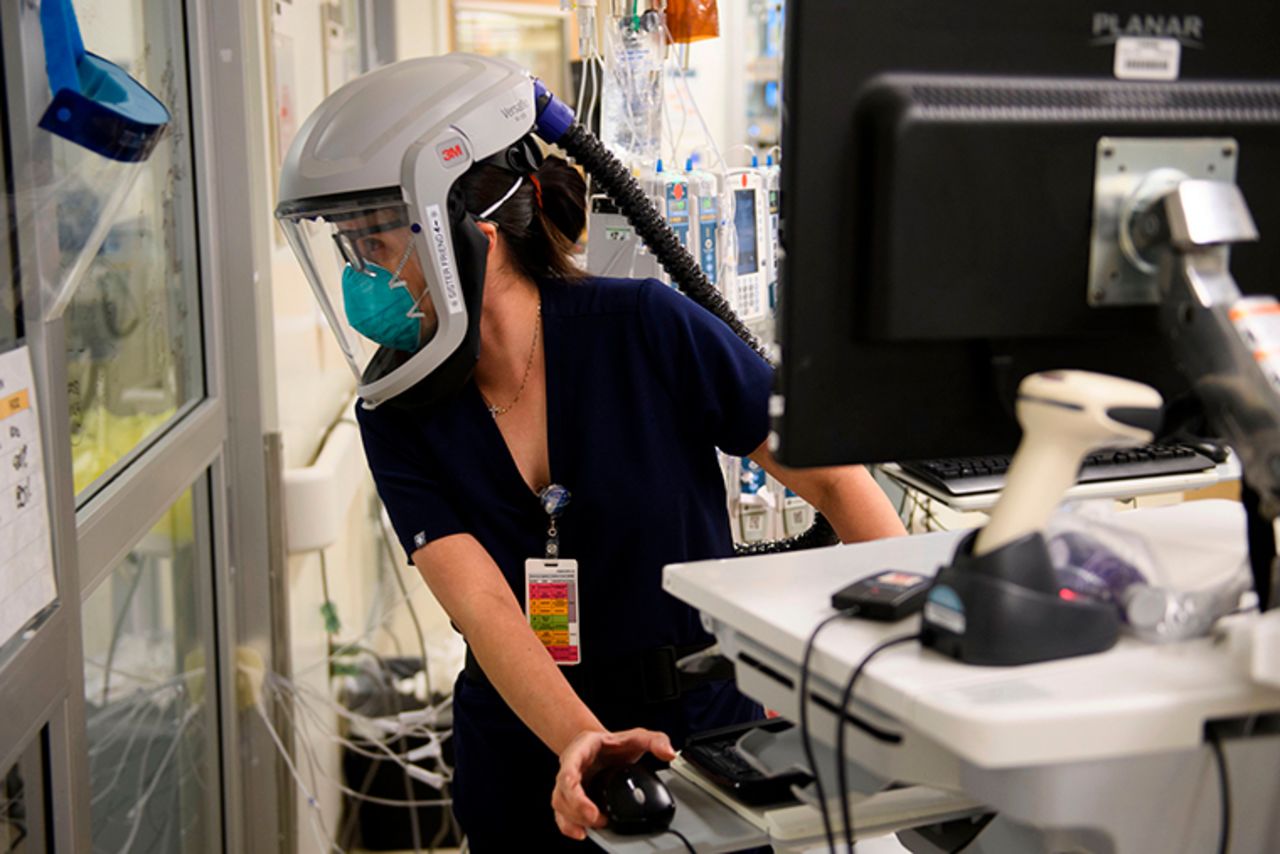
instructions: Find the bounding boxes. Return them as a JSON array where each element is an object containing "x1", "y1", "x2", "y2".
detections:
[{"x1": 532, "y1": 78, "x2": 575, "y2": 144}]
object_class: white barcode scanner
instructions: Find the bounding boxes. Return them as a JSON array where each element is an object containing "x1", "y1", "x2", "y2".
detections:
[{"x1": 975, "y1": 371, "x2": 1164, "y2": 556}]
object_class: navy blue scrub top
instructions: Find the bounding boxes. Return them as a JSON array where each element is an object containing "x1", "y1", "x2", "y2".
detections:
[{"x1": 355, "y1": 276, "x2": 772, "y2": 666}]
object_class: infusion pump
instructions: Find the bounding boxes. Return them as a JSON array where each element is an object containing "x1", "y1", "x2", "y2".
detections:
[{"x1": 726, "y1": 168, "x2": 771, "y2": 322}]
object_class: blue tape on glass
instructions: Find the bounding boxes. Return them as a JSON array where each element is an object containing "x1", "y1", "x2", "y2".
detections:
[{"x1": 38, "y1": 0, "x2": 170, "y2": 162}]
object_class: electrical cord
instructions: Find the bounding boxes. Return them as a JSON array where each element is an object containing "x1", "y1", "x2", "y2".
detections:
[
  {"x1": 798, "y1": 607, "x2": 859, "y2": 853},
  {"x1": 254, "y1": 697, "x2": 451, "y2": 810},
  {"x1": 1208, "y1": 729, "x2": 1230, "y2": 854},
  {"x1": 667, "y1": 826, "x2": 697, "y2": 853},
  {"x1": 100, "y1": 557, "x2": 146, "y2": 706},
  {"x1": 835, "y1": 633, "x2": 922, "y2": 854}
]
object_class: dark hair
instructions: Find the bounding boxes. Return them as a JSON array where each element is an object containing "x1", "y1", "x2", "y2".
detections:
[{"x1": 459, "y1": 154, "x2": 586, "y2": 281}]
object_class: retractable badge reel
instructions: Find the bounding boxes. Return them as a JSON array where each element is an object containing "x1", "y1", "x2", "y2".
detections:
[{"x1": 526, "y1": 485, "x2": 581, "y2": 665}]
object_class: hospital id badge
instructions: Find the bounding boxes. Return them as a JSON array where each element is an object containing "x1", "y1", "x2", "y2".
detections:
[{"x1": 525, "y1": 558, "x2": 581, "y2": 665}]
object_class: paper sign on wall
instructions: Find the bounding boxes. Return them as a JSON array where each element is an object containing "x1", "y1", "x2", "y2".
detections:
[{"x1": 0, "y1": 347, "x2": 57, "y2": 648}]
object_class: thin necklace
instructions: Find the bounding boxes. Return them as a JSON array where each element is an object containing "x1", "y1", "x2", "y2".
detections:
[{"x1": 485, "y1": 298, "x2": 541, "y2": 418}]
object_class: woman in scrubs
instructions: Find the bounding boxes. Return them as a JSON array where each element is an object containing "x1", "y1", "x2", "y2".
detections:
[{"x1": 354, "y1": 154, "x2": 906, "y2": 851}]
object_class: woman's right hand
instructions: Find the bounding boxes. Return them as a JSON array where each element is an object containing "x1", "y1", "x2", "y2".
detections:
[{"x1": 551, "y1": 728, "x2": 677, "y2": 840}]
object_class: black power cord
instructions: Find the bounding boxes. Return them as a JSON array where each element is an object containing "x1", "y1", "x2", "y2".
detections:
[
  {"x1": 667, "y1": 826, "x2": 698, "y2": 853},
  {"x1": 835, "y1": 633, "x2": 921, "y2": 854},
  {"x1": 798, "y1": 608, "x2": 859, "y2": 853},
  {"x1": 1208, "y1": 729, "x2": 1231, "y2": 854}
]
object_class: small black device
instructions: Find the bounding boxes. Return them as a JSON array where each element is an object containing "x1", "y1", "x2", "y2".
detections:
[
  {"x1": 921, "y1": 530, "x2": 1120, "y2": 666},
  {"x1": 681, "y1": 718, "x2": 812, "y2": 807},
  {"x1": 831, "y1": 570, "x2": 931, "y2": 620},
  {"x1": 585, "y1": 763, "x2": 676, "y2": 835}
]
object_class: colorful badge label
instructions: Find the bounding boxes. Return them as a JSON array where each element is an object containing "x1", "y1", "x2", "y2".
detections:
[{"x1": 525, "y1": 558, "x2": 581, "y2": 665}]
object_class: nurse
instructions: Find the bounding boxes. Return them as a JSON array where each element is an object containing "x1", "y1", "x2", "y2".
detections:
[
  {"x1": 275, "y1": 55, "x2": 905, "y2": 852},
  {"x1": 357, "y1": 154, "x2": 903, "y2": 849}
]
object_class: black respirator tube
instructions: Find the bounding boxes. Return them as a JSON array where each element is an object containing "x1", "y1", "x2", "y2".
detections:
[
  {"x1": 558, "y1": 122, "x2": 838, "y2": 554},
  {"x1": 554, "y1": 124, "x2": 770, "y2": 364},
  {"x1": 535, "y1": 88, "x2": 836, "y2": 553},
  {"x1": 535, "y1": 84, "x2": 765, "y2": 359}
]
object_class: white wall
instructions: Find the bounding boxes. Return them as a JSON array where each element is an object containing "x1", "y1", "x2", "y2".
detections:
[
  {"x1": 395, "y1": 0, "x2": 450, "y2": 58},
  {"x1": 267, "y1": 0, "x2": 358, "y2": 473},
  {"x1": 253, "y1": 2, "x2": 461, "y2": 848}
]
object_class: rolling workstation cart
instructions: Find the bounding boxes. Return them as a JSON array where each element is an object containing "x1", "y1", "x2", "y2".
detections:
[{"x1": 589, "y1": 501, "x2": 1280, "y2": 853}]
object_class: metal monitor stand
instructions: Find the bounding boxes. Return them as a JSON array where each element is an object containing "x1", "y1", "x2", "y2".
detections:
[{"x1": 1144, "y1": 179, "x2": 1280, "y2": 610}]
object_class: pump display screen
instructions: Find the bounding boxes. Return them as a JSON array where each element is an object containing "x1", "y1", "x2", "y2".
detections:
[{"x1": 735, "y1": 189, "x2": 758, "y2": 274}]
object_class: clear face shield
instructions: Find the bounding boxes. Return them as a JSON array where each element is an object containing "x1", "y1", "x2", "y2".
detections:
[{"x1": 277, "y1": 192, "x2": 440, "y2": 384}]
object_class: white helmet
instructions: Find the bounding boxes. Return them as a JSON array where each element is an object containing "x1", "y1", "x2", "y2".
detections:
[{"x1": 275, "y1": 54, "x2": 548, "y2": 409}]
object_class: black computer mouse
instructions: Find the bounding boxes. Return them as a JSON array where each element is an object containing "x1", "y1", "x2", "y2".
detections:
[{"x1": 585, "y1": 763, "x2": 676, "y2": 835}]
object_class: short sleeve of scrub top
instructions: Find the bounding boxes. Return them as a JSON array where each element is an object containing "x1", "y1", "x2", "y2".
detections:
[
  {"x1": 356, "y1": 401, "x2": 467, "y2": 557},
  {"x1": 637, "y1": 278, "x2": 772, "y2": 457}
]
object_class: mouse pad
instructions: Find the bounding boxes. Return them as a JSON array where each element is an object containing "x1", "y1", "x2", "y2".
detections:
[{"x1": 588, "y1": 769, "x2": 766, "y2": 853}]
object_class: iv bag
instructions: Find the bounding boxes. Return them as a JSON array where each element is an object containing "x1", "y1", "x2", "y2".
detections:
[
  {"x1": 667, "y1": 0, "x2": 719, "y2": 44},
  {"x1": 601, "y1": 12, "x2": 665, "y2": 165}
]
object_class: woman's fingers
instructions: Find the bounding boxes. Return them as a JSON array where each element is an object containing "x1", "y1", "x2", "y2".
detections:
[
  {"x1": 553, "y1": 806, "x2": 587, "y2": 841},
  {"x1": 552, "y1": 727, "x2": 677, "y2": 839},
  {"x1": 600, "y1": 728, "x2": 676, "y2": 763},
  {"x1": 553, "y1": 731, "x2": 611, "y2": 838}
]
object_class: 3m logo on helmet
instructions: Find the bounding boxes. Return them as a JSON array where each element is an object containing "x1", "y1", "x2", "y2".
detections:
[{"x1": 436, "y1": 137, "x2": 470, "y2": 169}]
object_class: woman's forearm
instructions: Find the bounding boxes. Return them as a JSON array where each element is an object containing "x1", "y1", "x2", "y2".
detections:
[
  {"x1": 748, "y1": 442, "x2": 906, "y2": 542},
  {"x1": 462, "y1": 588, "x2": 606, "y2": 753},
  {"x1": 414, "y1": 533, "x2": 604, "y2": 755}
]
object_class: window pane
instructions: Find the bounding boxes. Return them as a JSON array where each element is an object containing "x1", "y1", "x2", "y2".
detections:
[
  {"x1": 1, "y1": 734, "x2": 48, "y2": 854},
  {"x1": 63, "y1": 0, "x2": 204, "y2": 498},
  {"x1": 1, "y1": 761, "x2": 23, "y2": 853},
  {"x1": 1, "y1": 758, "x2": 29, "y2": 853},
  {"x1": 81, "y1": 486, "x2": 215, "y2": 854}
]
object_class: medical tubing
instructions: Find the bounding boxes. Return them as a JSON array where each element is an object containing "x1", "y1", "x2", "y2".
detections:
[{"x1": 553, "y1": 121, "x2": 770, "y2": 363}]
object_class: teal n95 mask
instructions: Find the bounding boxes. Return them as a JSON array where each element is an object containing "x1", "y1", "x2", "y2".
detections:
[
  {"x1": 340, "y1": 221, "x2": 436, "y2": 352},
  {"x1": 341, "y1": 261, "x2": 432, "y2": 353}
]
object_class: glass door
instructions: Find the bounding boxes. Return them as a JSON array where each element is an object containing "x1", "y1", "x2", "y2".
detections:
[
  {"x1": 0, "y1": 0, "x2": 271, "y2": 849},
  {"x1": 0, "y1": 4, "x2": 87, "y2": 849}
]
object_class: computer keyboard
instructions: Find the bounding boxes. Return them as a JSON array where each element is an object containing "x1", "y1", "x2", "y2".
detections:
[
  {"x1": 897, "y1": 443, "x2": 1220, "y2": 497},
  {"x1": 681, "y1": 719, "x2": 812, "y2": 806}
]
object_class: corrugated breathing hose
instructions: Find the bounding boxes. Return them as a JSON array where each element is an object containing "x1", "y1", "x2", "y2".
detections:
[{"x1": 536, "y1": 92, "x2": 839, "y2": 554}]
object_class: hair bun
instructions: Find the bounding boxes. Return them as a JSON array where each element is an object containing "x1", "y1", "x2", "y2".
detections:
[{"x1": 533, "y1": 156, "x2": 587, "y2": 243}]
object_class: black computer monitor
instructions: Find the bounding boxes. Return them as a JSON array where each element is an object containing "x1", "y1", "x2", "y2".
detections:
[{"x1": 773, "y1": 0, "x2": 1280, "y2": 467}]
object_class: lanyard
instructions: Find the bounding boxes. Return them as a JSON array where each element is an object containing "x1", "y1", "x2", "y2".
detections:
[{"x1": 538, "y1": 484, "x2": 571, "y2": 559}]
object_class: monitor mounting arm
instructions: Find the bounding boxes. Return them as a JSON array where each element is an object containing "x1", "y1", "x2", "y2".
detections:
[
  {"x1": 1133, "y1": 180, "x2": 1280, "y2": 606},
  {"x1": 1129, "y1": 182, "x2": 1280, "y2": 509}
]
